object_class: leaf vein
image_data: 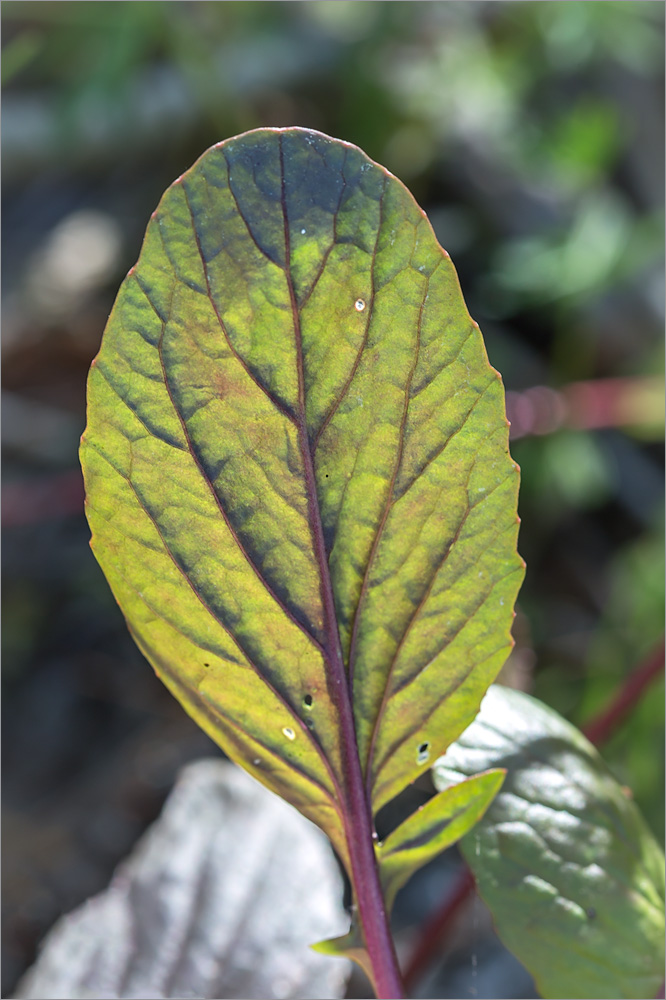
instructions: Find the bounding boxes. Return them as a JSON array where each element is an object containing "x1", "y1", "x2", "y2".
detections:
[
  {"x1": 178, "y1": 179, "x2": 297, "y2": 424},
  {"x1": 372, "y1": 634, "x2": 517, "y2": 793},
  {"x1": 218, "y1": 150, "x2": 283, "y2": 267},
  {"x1": 94, "y1": 361, "x2": 188, "y2": 452},
  {"x1": 132, "y1": 272, "x2": 169, "y2": 325},
  {"x1": 409, "y1": 325, "x2": 475, "y2": 400},
  {"x1": 362, "y1": 459, "x2": 478, "y2": 784},
  {"x1": 463, "y1": 716, "x2": 655, "y2": 875},
  {"x1": 155, "y1": 322, "x2": 326, "y2": 653},
  {"x1": 298, "y1": 149, "x2": 348, "y2": 310},
  {"x1": 392, "y1": 378, "x2": 495, "y2": 505},
  {"x1": 312, "y1": 175, "x2": 387, "y2": 451},
  {"x1": 349, "y1": 272, "x2": 429, "y2": 696},
  {"x1": 392, "y1": 549, "x2": 521, "y2": 697},
  {"x1": 89, "y1": 440, "x2": 341, "y2": 801}
]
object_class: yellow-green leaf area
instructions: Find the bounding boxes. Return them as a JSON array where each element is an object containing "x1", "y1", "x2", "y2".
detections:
[
  {"x1": 376, "y1": 770, "x2": 505, "y2": 912},
  {"x1": 311, "y1": 919, "x2": 374, "y2": 983},
  {"x1": 81, "y1": 128, "x2": 523, "y2": 866}
]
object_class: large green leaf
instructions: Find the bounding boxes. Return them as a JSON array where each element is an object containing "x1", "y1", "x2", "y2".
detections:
[
  {"x1": 433, "y1": 685, "x2": 666, "y2": 1000},
  {"x1": 80, "y1": 127, "x2": 523, "y2": 876}
]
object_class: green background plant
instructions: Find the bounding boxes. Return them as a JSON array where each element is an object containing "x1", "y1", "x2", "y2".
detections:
[{"x1": 435, "y1": 685, "x2": 665, "y2": 999}]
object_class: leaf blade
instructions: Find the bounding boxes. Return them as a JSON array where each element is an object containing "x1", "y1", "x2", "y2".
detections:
[
  {"x1": 81, "y1": 128, "x2": 523, "y2": 866},
  {"x1": 311, "y1": 924, "x2": 373, "y2": 985},
  {"x1": 376, "y1": 770, "x2": 505, "y2": 912},
  {"x1": 83, "y1": 132, "x2": 351, "y2": 863}
]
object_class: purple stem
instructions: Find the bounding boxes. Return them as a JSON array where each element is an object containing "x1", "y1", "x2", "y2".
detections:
[
  {"x1": 403, "y1": 866, "x2": 476, "y2": 994},
  {"x1": 582, "y1": 638, "x2": 664, "y2": 747},
  {"x1": 279, "y1": 136, "x2": 404, "y2": 1000},
  {"x1": 300, "y1": 406, "x2": 404, "y2": 998}
]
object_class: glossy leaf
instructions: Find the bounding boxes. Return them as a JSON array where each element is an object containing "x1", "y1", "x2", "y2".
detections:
[
  {"x1": 433, "y1": 685, "x2": 666, "y2": 1000},
  {"x1": 81, "y1": 127, "x2": 523, "y2": 876},
  {"x1": 376, "y1": 769, "x2": 504, "y2": 911}
]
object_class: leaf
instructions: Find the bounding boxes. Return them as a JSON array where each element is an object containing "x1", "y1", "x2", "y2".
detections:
[
  {"x1": 80, "y1": 126, "x2": 523, "y2": 876},
  {"x1": 311, "y1": 922, "x2": 374, "y2": 984},
  {"x1": 312, "y1": 772, "x2": 504, "y2": 973},
  {"x1": 433, "y1": 685, "x2": 666, "y2": 1000},
  {"x1": 376, "y1": 770, "x2": 505, "y2": 912},
  {"x1": 15, "y1": 760, "x2": 350, "y2": 1000}
]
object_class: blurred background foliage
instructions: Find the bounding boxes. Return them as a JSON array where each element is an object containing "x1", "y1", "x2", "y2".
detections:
[{"x1": 2, "y1": 3, "x2": 663, "y2": 997}]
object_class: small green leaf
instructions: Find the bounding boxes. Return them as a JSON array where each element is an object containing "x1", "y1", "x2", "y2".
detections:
[
  {"x1": 81, "y1": 127, "x2": 523, "y2": 883},
  {"x1": 433, "y1": 685, "x2": 666, "y2": 1000},
  {"x1": 312, "y1": 920, "x2": 373, "y2": 983},
  {"x1": 377, "y1": 769, "x2": 504, "y2": 911}
]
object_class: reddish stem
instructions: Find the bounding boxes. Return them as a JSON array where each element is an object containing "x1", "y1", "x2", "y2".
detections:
[
  {"x1": 505, "y1": 375, "x2": 661, "y2": 441},
  {"x1": 403, "y1": 866, "x2": 476, "y2": 994},
  {"x1": 583, "y1": 639, "x2": 665, "y2": 747}
]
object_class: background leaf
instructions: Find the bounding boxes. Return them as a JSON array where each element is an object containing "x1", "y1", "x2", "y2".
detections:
[
  {"x1": 433, "y1": 685, "x2": 665, "y2": 1000},
  {"x1": 80, "y1": 126, "x2": 523, "y2": 866},
  {"x1": 15, "y1": 760, "x2": 350, "y2": 1000}
]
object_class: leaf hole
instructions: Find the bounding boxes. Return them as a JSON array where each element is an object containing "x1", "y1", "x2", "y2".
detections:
[
  {"x1": 203, "y1": 662, "x2": 210, "y2": 668},
  {"x1": 305, "y1": 718, "x2": 315, "y2": 729},
  {"x1": 354, "y1": 298, "x2": 366, "y2": 312},
  {"x1": 303, "y1": 693, "x2": 314, "y2": 708},
  {"x1": 282, "y1": 727, "x2": 296, "y2": 741},
  {"x1": 416, "y1": 741, "x2": 430, "y2": 764}
]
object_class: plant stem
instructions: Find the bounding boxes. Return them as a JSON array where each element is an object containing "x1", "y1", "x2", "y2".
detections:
[
  {"x1": 298, "y1": 404, "x2": 405, "y2": 997},
  {"x1": 583, "y1": 638, "x2": 665, "y2": 746},
  {"x1": 297, "y1": 405, "x2": 404, "y2": 998},
  {"x1": 506, "y1": 375, "x2": 662, "y2": 440},
  {"x1": 403, "y1": 865, "x2": 476, "y2": 994}
]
